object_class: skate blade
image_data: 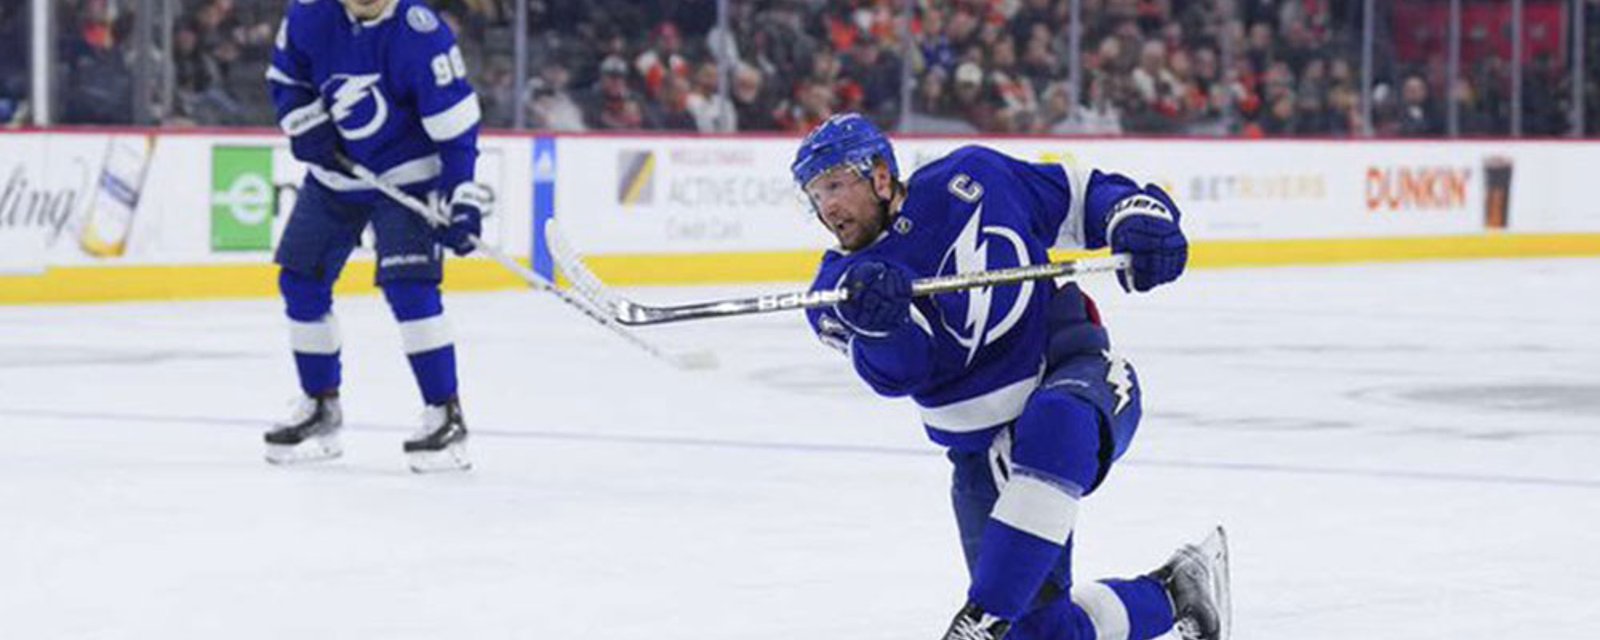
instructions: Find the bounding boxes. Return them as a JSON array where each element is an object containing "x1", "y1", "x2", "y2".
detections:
[
  {"x1": 1201, "y1": 526, "x2": 1231, "y2": 640},
  {"x1": 265, "y1": 435, "x2": 343, "y2": 465},
  {"x1": 406, "y1": 441, "x2": 472, "y2": 473}
]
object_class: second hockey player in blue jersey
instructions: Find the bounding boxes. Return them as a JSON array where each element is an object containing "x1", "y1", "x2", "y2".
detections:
[
  {"x1": 261, "y1": 0, "x2": 489, "y2": 472},
  {"x1": 794, "y1": 114, "x2": 1231, "y2": 640}
]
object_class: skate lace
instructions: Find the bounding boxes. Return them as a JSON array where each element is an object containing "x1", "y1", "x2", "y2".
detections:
[
  {"x1": 1173, "y1": 617, "x2": 1201, "y2": 640},
  {"x1": 947, "y1": 615, "x2": 1001, "y2": 640}
]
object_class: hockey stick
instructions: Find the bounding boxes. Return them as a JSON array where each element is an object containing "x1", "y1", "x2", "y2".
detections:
[
  {"x1": 545, "y1": 221, "x2": 1131, "y2": 326},
  {"x1": 337, "y1": 158, "x2": 716, "y2": 370}
]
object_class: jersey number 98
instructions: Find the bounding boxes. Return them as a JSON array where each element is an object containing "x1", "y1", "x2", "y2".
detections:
[{"x1": 431, "y1": 47, "x2": 468, "y2": 87}]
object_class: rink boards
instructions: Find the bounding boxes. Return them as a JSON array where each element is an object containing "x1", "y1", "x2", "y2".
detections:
[{"x1": 2, "y1": 130, "x2": 1599, "y2": 303}]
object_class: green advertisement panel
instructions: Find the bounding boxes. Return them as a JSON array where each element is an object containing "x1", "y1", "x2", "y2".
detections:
[{"x1": 210, "y1": 146, "x2": 275, "y2": 252}]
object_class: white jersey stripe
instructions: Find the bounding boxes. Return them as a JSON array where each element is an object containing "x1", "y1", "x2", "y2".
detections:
[
  {"x1": 1054, "y1": 157, "x2": 1092, "y2": 250},
  {"x1": 421, "y1": 94, "x2": 481, "y2": 142},
  {"x1": 279, "y1": 101, "x2": 329, "y2": 137},
  {"x1": 265, "y1": 65, "x2": 311, "y2": 88},
  {"x1": 307, "y1": 155, "x2": 442, "y2": 192},
  {"x1": 917, "y1": 366, "x2": 1042, "y2": 433}
]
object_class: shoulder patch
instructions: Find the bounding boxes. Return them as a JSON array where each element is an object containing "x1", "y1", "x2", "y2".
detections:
[{"x1": 406, "y1": 5, "x2": 440, "y2": 32}]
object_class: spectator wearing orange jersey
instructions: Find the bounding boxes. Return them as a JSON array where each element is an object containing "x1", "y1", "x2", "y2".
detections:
[{"x1": 635, "y1": 22, "x2": 691, "y2": 100}]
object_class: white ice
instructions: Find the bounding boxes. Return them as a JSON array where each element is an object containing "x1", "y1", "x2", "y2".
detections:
[{"x1": 2, "y1": 258, "x2": 1598, "y2": 639}]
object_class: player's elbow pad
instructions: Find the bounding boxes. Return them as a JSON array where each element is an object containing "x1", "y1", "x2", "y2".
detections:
[{"x1": 851, "y1": 323, "x2": 934, "y2": 397}]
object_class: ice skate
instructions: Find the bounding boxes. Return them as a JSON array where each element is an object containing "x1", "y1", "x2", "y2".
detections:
[
  {"x1": 404, "y1": 398, "x2": 471, "y2": 473},
  {"x1": 1151, "y1": 526, "x2": 1232, "y2": 640},
  {"x1": 264, "y1": 394, "x2": 343, "y2": 464},
  {"x1": 941, "y1": 602, "x2": 1012, "y2": 640}
]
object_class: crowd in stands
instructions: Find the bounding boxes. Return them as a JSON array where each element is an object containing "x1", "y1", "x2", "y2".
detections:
[
  {"x1": 26, "y1": 0, "x2": 280, "y2": 125},
  {"x1": 6, "y1": 0, "x2": 1596, "y2": 137},
  {"x1": 0, "y1": 4, "x2": 30, "y2": 126},
  {"x1": 520, "y1": 0, "x2": 1595, "y2": 137}
]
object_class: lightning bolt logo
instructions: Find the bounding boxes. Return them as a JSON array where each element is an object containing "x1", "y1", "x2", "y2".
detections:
[
  {"x1": 324, "y1": 74, "x2": 388, "y2": 140},
  {"x1": 937, "y1": 203, "x2": 1036, "y2": 365},
  {"x1": 1104, "y1": 349, "x2": 1134, "y2": 414},
  {"x1": 953, "y1": 205, "x2": 991, "y2": 365}
]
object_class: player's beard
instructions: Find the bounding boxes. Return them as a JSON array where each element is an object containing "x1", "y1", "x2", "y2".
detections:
[
  {"x1": 342, "y1": 0, "x2": 393, "y2": 20},
  {"x1": 834, "y1": 196, "x2": 892, "y2": 252}
]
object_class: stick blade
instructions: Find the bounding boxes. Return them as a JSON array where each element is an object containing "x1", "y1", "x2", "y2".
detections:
[{"x1": 613, "y1": 299, "x2": 655, "y2": 326}]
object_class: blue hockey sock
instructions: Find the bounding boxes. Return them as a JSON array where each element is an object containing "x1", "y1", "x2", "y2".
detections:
[
  {"x1": 970, "y1": 392, "x2": 1104, "y2": 619},
  {"x1": 280, "y1": 269, "x2": 341, "y2": 396},
  {"x1": 382, "y1": 280, "x2": 458, "y2": 405},
  {"x1": 1009, "y1": 577, "x2": 1174, "y2": 640},
  {"x1": 969, "y1": 467, "x2": 1082, "y2": 619},
  {"x1": 1101, "y1": 577, "x2": 1175, "y2": 640}
]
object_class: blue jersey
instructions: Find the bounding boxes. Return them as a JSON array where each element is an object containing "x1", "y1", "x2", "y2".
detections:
[
  {"x1": 268, "y1": 0, "x2": 480, "y2": 202},
  {"x1": 806, "y1": 146, "x2": 1131, "y2": 451}
]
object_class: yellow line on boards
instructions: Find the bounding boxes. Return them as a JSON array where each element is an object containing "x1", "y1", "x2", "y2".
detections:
[
  {"x1": 3, "y1": 234, "x2": 1598, "y2": 304},
  {"x1": 0, "y1": 260, "x2": 531, "y2": 305},
  {"x1": 1179, "y1": 233, "x2": 1600, "y2": 268},
  {"x1": 579, "y1": 233, "x2": 1600, "y2": 284}
]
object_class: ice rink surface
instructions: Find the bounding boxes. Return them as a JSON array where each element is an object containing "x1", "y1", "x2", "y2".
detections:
[{"x1": 2, "y1": 258, "x2": 1598, "y2": 639}]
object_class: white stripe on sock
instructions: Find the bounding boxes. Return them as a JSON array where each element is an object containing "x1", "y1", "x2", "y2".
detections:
[
  {"x1": 399, "y1": 315, "x2": 453, "y2": 354},
  {"x1": 289, "y1": 315, "x2": 341, "y2": 354},
  {"x1": 989, "y1": 470, "x2": 1080, "y2": 544},
  {"x1": 1071, "y1": 582, "x2": 1132, "y2": 640}
]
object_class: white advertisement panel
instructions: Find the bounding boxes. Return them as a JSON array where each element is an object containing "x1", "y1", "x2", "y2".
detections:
[
  {"x1": 0, "y1": 133, "x2": 159, "y2": 267},
  {"x1": 0, "y1": 134, "x2": 53, "y2": 273},
  {"x1": 555, "y1": 136, "x2": 1597, "y2": 255},
  {"x1": 919, "y1": 139, "x2": 1489, "y2": 240},
  {"x1": 554, "y1": 137, "x2": 833, "y2": 254},
  {"x1": 2, "y1": 131, "x2": 1596, "y2": 271},
  {"x1": 0, "y1": 132, "x2": 532, "y2": 268}
]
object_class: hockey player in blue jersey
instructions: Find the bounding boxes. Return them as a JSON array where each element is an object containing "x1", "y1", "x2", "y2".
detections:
[
  {"x1": 794, "y1": 114, "x2": 1230, "y2": 640},
  {"x1": 260, "y1": 0, "x2": 488, "y2": 472}
]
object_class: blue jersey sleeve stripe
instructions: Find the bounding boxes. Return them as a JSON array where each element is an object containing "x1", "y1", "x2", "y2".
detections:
[{"x1": 421, "y1": 94, "x2": 481, "y2": 141}]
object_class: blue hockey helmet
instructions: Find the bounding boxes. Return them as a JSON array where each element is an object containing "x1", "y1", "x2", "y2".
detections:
[{"x1": 791, "y1": 113, "x2": 899, "y2": 190}]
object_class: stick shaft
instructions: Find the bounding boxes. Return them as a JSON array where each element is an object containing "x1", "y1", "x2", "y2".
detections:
[
  {"x1": 340, "y1": 161, "x2": 694, "y2": 367},
  {"x1": 613, "y1": 254, "x2": 1131, "y2": 326}
]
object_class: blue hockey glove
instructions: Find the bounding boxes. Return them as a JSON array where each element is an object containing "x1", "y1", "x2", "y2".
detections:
[
  {"x1": 835, "y1": 260, "x2": 914, "y2": 336},
  {"x1": 1107, "y1": 184, "x2": 1188, "y2": 293},
  {"x1": 437, "y1": 182, "x2": 492, "y2": 256},
  {"x1": 284, "y1": 107, "x2": 346, "y2": 175}
]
